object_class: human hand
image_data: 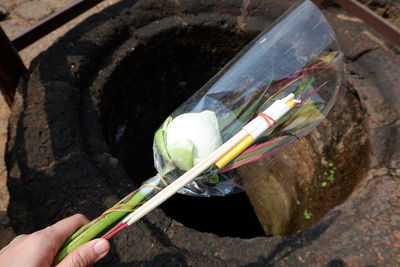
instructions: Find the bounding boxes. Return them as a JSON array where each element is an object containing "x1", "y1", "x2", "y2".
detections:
[{"x1": 0, "y1": 214, "x2": 110, "y2": 267}]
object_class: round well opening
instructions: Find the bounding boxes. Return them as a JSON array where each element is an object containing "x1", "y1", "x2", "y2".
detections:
[{"x1": 100, "y1": 24, "x2": 369, "y2": 237}]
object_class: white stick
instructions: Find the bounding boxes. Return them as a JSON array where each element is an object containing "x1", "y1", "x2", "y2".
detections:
[
  {"x1": 123, "y1": 93, "x2": 297, "y2": 226},
  {"x1": 123, "y1": 129, "x2": 248, "y2": 225}
]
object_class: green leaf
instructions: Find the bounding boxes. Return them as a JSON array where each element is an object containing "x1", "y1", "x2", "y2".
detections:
[
  {"x1": 224, "y1": 135, "x2": 290, "y2": 169},
  {"x1": 294, "y1": 77, "x2": 315, "y2": 98},
  {"x1": 223, "y1": 101, "x2": 325, "y2": 170},
  {"x1": 154, "y1": 117, "x2": 173, "y2": 160},
  {"x1": 224, "y1": 85, "x2": 271, "y2": 139},
  {"x1": 253, "y1": 131, "x2": 298, "y2": 145},
  {"x1": 219, "y1": 107, "x2": 242, "y2": 132},
  {"x1": 209, "y1": 175, "x2": 219, "y2": 184},
  {"x1": 319, "y1": 51, "x2": 339, "y2": 64},
  {"x1": 167, "y1": 139, "x2": 195, "y2": 171},
  {"x1": 282, "y1": 102, "x2": 324, "y2": 131}
]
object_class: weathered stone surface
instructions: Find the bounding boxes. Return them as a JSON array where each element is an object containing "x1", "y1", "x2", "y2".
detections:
[
  {"x1": 14, "y1": 1, "x2": 52, "y2": 21},
  {"x1": 0, "y1": 211, "x2": 15, "y2": 249},
  {"x1": 0, "y1": 93, "x2": 12, "y2": 251},
  {"x1": 0, "y1": 95, "x2": 10, "y2": 212},
  {"x1": 6, "y1": 0, "x2": 400, "y2": 266},
  {"x1": 347, "y1": 48, "x2": 400, "y2": 168},
  {"x1": 0, "y1": 19, "x2": 26, "y2": 39},
  {"x1": 323, "y1": 8, "x2": 385, "y2": 59},
  {"x1": 0, "y1": 0, "x2": 24, "y2": 11},
  {"x1": 39, "y1": 0, "x2": 76, "y2": 12},
  {"x1": 0, "y1": 6, "x2": 7, "y2": 21}
]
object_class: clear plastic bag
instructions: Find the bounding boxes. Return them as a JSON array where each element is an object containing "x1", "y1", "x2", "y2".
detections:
[{"x1": 153, "y1": 0, "x2": 345, "y2": 196}]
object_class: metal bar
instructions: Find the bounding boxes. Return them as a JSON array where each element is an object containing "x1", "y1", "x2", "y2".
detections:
[
  {"x1": 323, "y1": 0, "x2": 400, "y2": 46},
  {"x1": 11, "y1": 0, "x2": 105, "y2": 51},
  {"x1": 0, "y1": 26, "x2": 26, "y2": 106},
  {"x1": 314, "y1": 0, "x2": 334, "y2": 7},
  {"x1": 311, "y1": 0, "x2": 324, "y2": 8}
]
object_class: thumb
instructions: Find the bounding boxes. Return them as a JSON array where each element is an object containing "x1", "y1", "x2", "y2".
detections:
[{"x1": 57, "y1": 238, "x2": 110, "y2": 267}]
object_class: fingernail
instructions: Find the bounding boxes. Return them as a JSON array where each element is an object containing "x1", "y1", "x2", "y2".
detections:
[{"x1": 93, "y1": 239, "x2": 109, "y2": 256}]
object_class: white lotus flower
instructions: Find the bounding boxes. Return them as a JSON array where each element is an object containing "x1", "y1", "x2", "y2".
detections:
[{"x1": 166, "y1": 110, "x2": 223, "y2": 171}]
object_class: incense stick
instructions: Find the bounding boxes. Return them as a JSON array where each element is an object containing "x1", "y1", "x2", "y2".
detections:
[
  {"x1": 122, "y1": 129, "x2": 249, "y2": 226},
  {"x1": 101, "y1": 95, "x2": 298, "y2": 238},
  {"x1": 121, "y1": 94, "x2": 297, "y2": 227}
]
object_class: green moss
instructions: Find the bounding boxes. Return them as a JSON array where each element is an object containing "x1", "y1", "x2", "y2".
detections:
[
  {"x1": 303, "y1": 209, "x2": 313, "y2": 220},
  {"x1": 321, "y1": 160, "x2": 336, "y2": 186}
]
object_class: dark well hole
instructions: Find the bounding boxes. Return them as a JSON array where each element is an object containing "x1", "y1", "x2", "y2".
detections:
[
  {"x1": 100, "y1": 24, "x2": 369, "y2": 237},
  {"x1": 101, "y1": 25, "x2": 264, "y2": 238}
]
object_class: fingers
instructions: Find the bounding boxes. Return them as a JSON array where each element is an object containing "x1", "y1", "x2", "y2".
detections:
[
  {"x1": 57, "y1": 238, "x2": 110, "y2": 267},
  {"x1": 43, "y1": 214, "x2": 89, "y2": 249},
  {"x1": 0, "y1": 214, "x2": 98, "y2": 267}
]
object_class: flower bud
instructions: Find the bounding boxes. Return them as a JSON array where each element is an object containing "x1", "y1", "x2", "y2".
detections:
[{"x1": 166, "y1": 111, "x2": 223, "y2": 170}]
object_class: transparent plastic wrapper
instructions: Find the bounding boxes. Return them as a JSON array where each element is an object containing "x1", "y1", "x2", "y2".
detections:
[
  {"x1": 55, "y1": 0, "x2": 345, "y2": 262},
  {"x1": 153, "y1": 0, "x2": 345, "y2": 196}
]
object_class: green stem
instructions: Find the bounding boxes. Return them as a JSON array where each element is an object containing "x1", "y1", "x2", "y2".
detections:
[
  {"x1": 54, "y1": 191, "x2": 146, "y2": 264},
  {"x1": 59, "y1": 190, "x2": 137, "y2": 250}
]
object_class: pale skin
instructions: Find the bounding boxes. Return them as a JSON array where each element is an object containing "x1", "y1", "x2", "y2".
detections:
[{"x1": 0, "y1": 214, "x2": 110, "y2": 267}]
